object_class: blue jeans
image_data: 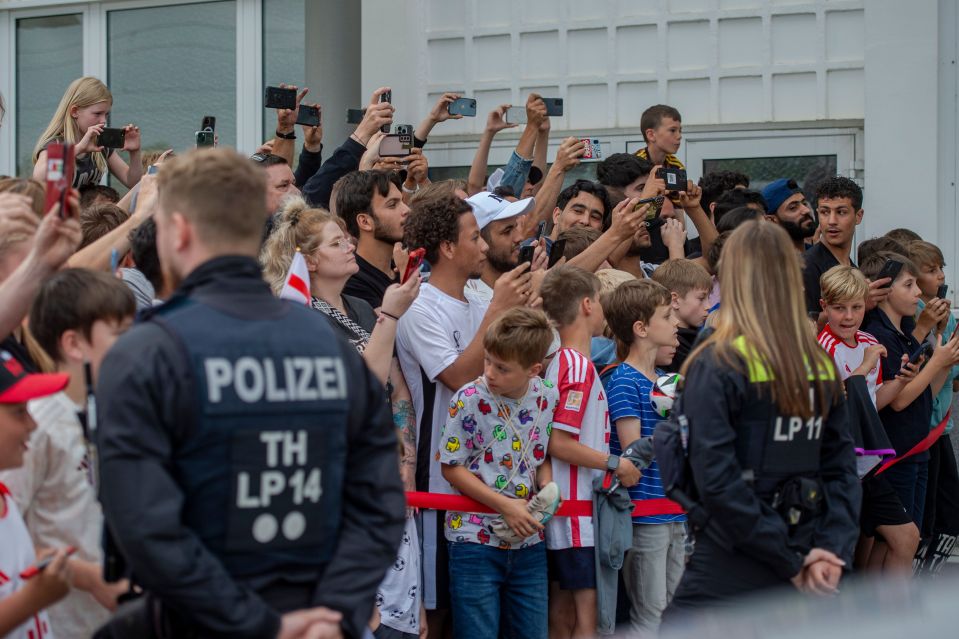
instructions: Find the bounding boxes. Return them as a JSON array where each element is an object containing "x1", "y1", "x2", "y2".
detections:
[
  {"x1": 885, "y1": 461, "x2": 929, "y2": 526},
  {"x1": 448, "y1": 541, "x2": 547, "y2": 639}
]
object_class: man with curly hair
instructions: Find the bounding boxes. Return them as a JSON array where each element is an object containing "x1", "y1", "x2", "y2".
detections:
[{"x1": 394, "y1": 192, "x2": 534, "y2": 629}]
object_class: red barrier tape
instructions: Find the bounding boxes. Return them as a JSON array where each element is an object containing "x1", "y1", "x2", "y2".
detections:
[{"x1": 405, "y1": 491, "x2": 684, "y2": 518}]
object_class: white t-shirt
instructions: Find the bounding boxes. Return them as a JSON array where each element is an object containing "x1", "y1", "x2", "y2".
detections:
[
  {"x1": 818, "y1": 325, "x2": 883, "y2": 405},
  {"x1": 0, "y1": 482, "x2": 55, "y2": 639},
  {"x1": 0, "y1": 393, "x2": 109, "y2": 639},
  {"x1": 545, "y1": 347, "x2": 610, "y2": 549},
  {"x1": 464, "y1": 278, "x2": 494, "y2": 305},
  {"x1": 395, "y1": 283, "x2": 488, "y2": 608}
]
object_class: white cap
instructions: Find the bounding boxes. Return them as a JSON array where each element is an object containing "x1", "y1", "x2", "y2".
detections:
[{"x1": 467, "y1": 192, "x2": 536, "y2": 230}]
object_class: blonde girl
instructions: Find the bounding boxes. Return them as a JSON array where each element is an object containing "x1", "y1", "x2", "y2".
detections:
[{"x1": 32, "y1": 77, "x2": 142, "y2": 189}]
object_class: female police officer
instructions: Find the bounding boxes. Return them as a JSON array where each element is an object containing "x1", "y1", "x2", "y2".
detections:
[{"x1": 666, "y1": 221, "x2": 860, "y2": 611}]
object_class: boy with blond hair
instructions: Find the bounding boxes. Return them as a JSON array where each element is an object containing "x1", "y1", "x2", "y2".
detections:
[
  {"x1": 439, "y1": 307, "x2": 559, "y2": 639},
  {"x1": 539, "y1": 266, "x2": 642, "y2": 639},
  {"x1": 602, "y1": 279, "x2": 682, "y2": 633},
  {"x1": 651, "y1": 258, "x2": 711, "y2": 372},
  {"x1": 817, "y1": 264, "x2": 918, "y2": 574}
]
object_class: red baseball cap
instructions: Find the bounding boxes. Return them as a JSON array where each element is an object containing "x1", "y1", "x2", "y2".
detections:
[{"x1": 0, "y1": 350, "x2": 69, "y2": 404}]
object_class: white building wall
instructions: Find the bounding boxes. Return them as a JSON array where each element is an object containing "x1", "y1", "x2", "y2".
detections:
[{"x1": 362, "y1": 0, "x2": 866, "y2": 137}]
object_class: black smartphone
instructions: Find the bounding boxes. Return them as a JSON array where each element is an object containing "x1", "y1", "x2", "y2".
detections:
[
  {"x1": 296, "y1": 105, "x2": 321, "y2": 127},
  {"x1": 395, "y1": 124, "x2": 413, "y2": 136},
  {"x1": 448, "y1": 97, "x2": 477, "y2": 117},
  {"x1": 542, "y1": 98, "x2": 563, "y2": 116},
  {"x1": 519, "y1": 244, "x2": 536, "y2": 265},
  {"x1": 937, "y1": 284, "x2": 949, "y2": 299},
  {"x1": 264, "y1": 86, "x2": 297, "y2": 110},
  {"x1": 195, "y1": 130, "x2": 215, "y2": 147},
  {"x1": 645, "y1": 216, "x2": 667, "y2": 230},
  {"x1": 876, "y1": 259, "x2": 903, "y2": 286},
  {"x1": 535, "y1": 221, "x2": 547, "y2": 240},
  {"x1": 657, "y1": 167, "x2": 688, "y2": 192},
  {"x1": 347, "y1": 108, "x2": 367, "y2": 124},
  {"x1": 907, "y1": 342, "x2": 934, "y2": 366},
  {"x1": 201, "y1": 115, "x2": 216, "y2": 132},
  {"x1": 97, "y1": 127, "x2": 125, "y2": 149},
  {"x1": 547, "y1": 238, "x2": 567, "y2": 268},
  {"x1": 379, "y1": 90, "x2": 392, "y2": 133}
]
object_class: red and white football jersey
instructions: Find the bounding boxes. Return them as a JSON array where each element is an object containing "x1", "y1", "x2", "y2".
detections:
[
  {"x1": 818, "y1": 325, "x2": 883, "y2": 406},
  {"x1": 545, "y1": 348, "x2": 610, "y2": 549},
  {"x1": 0, "y1": 483, "x2": 54, "y2": 639}
]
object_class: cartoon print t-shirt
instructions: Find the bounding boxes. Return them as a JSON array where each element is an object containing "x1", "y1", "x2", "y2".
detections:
[{"x1": 438, "y1": 377, "x2": 559, "y2": 549}]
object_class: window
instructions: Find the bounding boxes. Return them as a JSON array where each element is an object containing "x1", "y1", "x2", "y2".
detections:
[
  {"x1": 15, "y1": 14, "x2": 83, "y2": 177},
  {"x1": 107, "y1": 1, "x2": 237, "y2": 163},
  {"x1": 702, "y1": 155, "x2": 837, "y2": 193},
  {"x1": 262, "y1": 0, "x2": 305, "y2": 155}
]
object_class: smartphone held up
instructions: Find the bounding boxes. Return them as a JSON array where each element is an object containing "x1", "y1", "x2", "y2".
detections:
[{"x1": 44, "y1": 141, "x2": 75, "y2": 219}]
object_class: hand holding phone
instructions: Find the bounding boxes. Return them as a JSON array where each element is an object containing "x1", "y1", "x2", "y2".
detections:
[
  {"x1": 656, "y1": 167, "x2": 688, "y2": 192},
  {"x1": 379, "y1": 90, "x2": 392, "y2": 133},
  {"x1": 296, "y1": 105, "x2": 321, "y2": 127},
  {"x1": 937, "y1": 284, "x2": 949, "y2": 300},
  {"x1": 519, "y1": 244, "x2": 536, "y2": 266}
]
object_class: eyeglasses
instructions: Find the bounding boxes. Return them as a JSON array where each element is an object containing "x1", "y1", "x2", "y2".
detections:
[{"x1": 326, "y1": 238, "x2": 353, "y2": 251}]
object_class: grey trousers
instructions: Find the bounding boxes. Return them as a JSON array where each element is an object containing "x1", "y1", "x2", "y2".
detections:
[{"x1": 621, "y1": 522, "x2": 686, "y2": 636}]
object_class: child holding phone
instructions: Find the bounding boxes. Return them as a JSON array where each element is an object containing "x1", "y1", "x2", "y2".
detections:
[
  {"x1": 32, "y1": 77, "x2": 143, "y2": 189},
  {"x1": 0, "y1": 350, "x2": 73, "y2": 638}
]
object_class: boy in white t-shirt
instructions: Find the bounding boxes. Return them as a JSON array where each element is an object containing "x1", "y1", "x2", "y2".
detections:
[
  {"x1": 396, "y1": 192, "x2": 532, "y2": 625},
  {"x1": 538, "y1": 266, "x2": 641, "y2": 639},
  {"x1": 0, "y1": 269, "x2": 134, "y2": 638},
  {"x1": 817, "y1": 264, "x2": 917, "y2": 575},
  {"x1": 0, "y1": 348, "x2": 72, "y2": 638}
]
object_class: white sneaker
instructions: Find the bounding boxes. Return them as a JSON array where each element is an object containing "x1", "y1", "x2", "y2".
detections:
[{"x1": 490, "y1": 482, "x2": 562, "y2": 543}]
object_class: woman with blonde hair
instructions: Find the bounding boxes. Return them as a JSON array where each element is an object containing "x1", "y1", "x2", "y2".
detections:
[
  {"x1": 32, "y1": 76, "x2": 143, "y2": 189},
  {"x1": 261, "y1": 197, "x2": 426, "y2": 636},
  {"x1": 664, "y1": 221, "x2": 859, "y2": 613}
]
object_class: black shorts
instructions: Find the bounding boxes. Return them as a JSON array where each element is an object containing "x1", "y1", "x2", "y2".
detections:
[
  {"x1": 548, "y1": 547, "x2": 596, "y2": 591},
  {"x1": 861, "y1": 474, "x2": 913, "y2": 537}
]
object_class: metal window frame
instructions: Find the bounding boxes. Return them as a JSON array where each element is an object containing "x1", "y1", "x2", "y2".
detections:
[{"x1": 0, "y1": 0, "x2": 263, "y2": 176}]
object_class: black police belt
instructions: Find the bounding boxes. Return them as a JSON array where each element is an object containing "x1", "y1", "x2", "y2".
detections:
[{"x1": 747, "y1": 470, "x2": 824, "y2": 528}]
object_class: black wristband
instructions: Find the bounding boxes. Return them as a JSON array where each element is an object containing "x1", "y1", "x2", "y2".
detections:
[
  {"x1": 275, "y1": 129, "x2": 296, "y2": 140},
  {"x1": 381, "y1": 310, "x2": 400, "y2": 322}
]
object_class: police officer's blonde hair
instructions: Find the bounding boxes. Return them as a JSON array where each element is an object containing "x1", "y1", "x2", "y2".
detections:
[
  {"x1": 157, "y1": 148, "x2": 266, "y2": 250},
  {"x1": 684, "y1": 221, "x2": 840, "y2": 420},
  {"x1": 260, "y1": 197, "x2": 345, "y2": 294}
]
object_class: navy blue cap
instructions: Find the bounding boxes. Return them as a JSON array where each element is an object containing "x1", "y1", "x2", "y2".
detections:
[{"x1": 761, "y1": 178, "x2": 802, "y2": 214}]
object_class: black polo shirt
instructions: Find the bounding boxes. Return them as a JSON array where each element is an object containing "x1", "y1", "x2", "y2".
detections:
[
  {"x1": 802, "y1": 242, "x2": 854, "y2": 315},
  {"x1": 862, "y1": 308, "x2": 932, "y2": 463},
  {"x1": 343, "y1": 253, "x2": 396, "y2": 310}
]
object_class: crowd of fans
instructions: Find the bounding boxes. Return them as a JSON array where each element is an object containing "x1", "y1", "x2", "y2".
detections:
[{"x1": 0, "y1": 75, "x2": 955, "y2": 639}]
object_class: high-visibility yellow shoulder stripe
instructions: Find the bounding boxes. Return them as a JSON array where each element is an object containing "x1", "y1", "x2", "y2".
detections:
[{"x1": 732, "y1": 336, "x2": 836, "y2": 382}]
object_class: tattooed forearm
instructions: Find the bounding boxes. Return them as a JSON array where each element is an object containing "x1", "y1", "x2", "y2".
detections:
[{"x1": 392, "y1": 398, "x2": 417, "y2": 492}]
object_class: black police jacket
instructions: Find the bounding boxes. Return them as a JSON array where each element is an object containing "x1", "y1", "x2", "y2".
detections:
[
  {"x1": 681, "y1": 340, "x2": 860, "y2": 581},
  {"x1": 96, "y1": 255, "x2": 405, "y2": 639}
]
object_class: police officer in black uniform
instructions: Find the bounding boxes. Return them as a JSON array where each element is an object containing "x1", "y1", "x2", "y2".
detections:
[
  {"x1": 665, "y1": 222, "x2": 860, "y2": 614},
  {"x1": 95, "y1": 148, "x2": 405, "y2": 638}
]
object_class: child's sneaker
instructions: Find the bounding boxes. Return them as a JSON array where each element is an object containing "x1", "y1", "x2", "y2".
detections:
[{"x1": 490, "y1": 482, "x2": 562, "y2": 543}]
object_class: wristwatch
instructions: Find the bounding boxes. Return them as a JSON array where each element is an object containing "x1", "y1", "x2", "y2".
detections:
[
  {"x1": 275, "y1": 129, "x2": 296, "y2": 140},
  {"x1": 402, "y1": 183, "x2": 418, "y2": 194},
  {"x1": 606, "y1": 454, "x2": 620, "y2": 472}
]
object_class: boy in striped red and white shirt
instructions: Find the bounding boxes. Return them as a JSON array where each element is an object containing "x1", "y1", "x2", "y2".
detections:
[{"x1": 540, "y1": 267, "x2": 641, "y2": 638}]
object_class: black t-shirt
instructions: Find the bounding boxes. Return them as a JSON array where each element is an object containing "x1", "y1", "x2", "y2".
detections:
[
  {"x1": 319, "y1": 294, "x2": 378, "y2": 353},
  {"x1": 862, "y1": 308, "x2": 932, "y2": 462},
  {"x1": 664, "y1": 326, "x2": 700, "y2": 373},
  {"x1": 343, "y1": 254, "x2": 396, "y2": 310},
  {"x1": 802, "y1": 242, "x2": 853, "y2": 315}
]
